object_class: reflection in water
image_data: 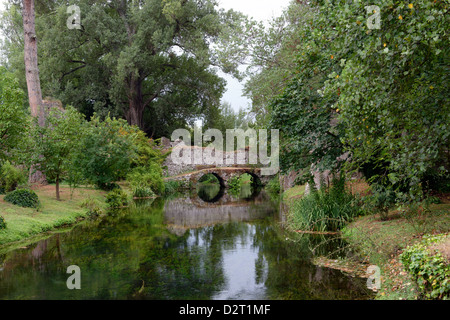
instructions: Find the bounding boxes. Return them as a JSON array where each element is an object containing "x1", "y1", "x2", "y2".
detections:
[
  {"x1": 0, "y1": 188, "x2": 373, "y2": 300},
  {"x1": 197, "y1": 183, "x2": 224, "y2": 203}
]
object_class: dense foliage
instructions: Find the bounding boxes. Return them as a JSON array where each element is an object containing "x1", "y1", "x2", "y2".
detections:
[
  {"x1": 400, "y1": 234, "x2": 450, "y2": 300},
  {"x1": 0, "y1": 161, "x2": 26, "y2": 193},
  {"x1": 0, "y1": 66, "x2": 28, "y2": 163},
  {"x1": 127, "y1": 164, "x2": 165, "y2": 196},
  {"x1": 132, "y1": 185, "x2": 156, "y2": 199},
  {"x1": 31, "y1": 106, "x2": 85, "y2": 199},
  {"x1": 4, "y1": 188, "x2": 40, "y2": 208},
  {"x1": 106, "y1": 188, "x2": 129, "y2": 209},
  {"x1": 267, "y1": 0, "x2": 449, "y2": 202},
  {"x1": 0, "y1": 0, "x2": 250, "y2": 137},
  {"x1": 73, "y1": 115, "x2": 137, "y2": 190}
]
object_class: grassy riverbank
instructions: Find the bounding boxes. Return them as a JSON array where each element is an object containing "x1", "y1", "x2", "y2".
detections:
[
  {"x1": 282, "y1": 183, "x2": 450, "y2": 300},
  {"x1": 0, "y1": 184, "x2": 107, "y2": 247},
  {"x1": 342, "y1": 203, "x2": 450, "y2": 300}
]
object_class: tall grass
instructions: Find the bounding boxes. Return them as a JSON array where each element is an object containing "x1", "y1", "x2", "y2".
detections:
[{"x1": 288, "y1": 177, "x2": 363, "y2": 232}]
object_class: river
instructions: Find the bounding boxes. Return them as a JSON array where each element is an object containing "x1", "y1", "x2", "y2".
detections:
[{"x1": 0, "y1": 184, "x2": 373, "y2": 300}]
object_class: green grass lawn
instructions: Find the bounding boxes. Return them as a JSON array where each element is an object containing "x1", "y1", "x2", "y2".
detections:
[{"x1": 0, "y1": 184, "x2": 107, "y2": 247}]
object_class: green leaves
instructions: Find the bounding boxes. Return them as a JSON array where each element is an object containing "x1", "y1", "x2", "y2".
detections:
[
  {"x1": 31, "y1": 105, "x2": 85, "y2": 199},
  {"x1": 73, "y1": 115, "x2": 137, "y2": 190},
  {"x1": 400, "y1": 234, "x2": 450, "y2": 300},
  {"x1": 0, "y1": 67, "x2": 28, "y2": 163},
  {"x1": 268, "y1": 0, "x2": 449, "y2": 200}
]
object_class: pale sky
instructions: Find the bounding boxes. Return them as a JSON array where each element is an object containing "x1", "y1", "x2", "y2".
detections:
[
  {"x1": 0, "y1": 0, "x2": 293, "y2": 111},
  {"x1": 217, "y1": 0, "x2": 293, "y2": 111}
]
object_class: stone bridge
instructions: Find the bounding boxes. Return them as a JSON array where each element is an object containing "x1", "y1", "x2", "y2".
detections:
[{"x1": 164, "y1": 167, "x2": 274, "y2": 189}]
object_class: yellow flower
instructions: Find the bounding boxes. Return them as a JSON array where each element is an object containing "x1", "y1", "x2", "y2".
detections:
[
  {"x1": 336, "y1": 75, "x2": 339, "y2": 79},
  {"x1": 384, "y1": 43, "x2": 387, "y2": 47},
  {"x1": 399, "y1": 15, "x2": 403, "y2": 20},
  {"x1": 408, "y1": 3, "x2": 414, "y2": 9},
  {"x1": 430, "y1": 85, "x2": 434, "y2": 90},
  {"x1": 336, "y1": 109, "x2": 340, "y2": 112},
  {"x1": 356, "y1": 20, "x2": 361, "y2": 25}
]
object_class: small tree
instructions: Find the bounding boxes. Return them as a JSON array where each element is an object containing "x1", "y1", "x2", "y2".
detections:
[
  {"x1": 32, "y1": 106, "x2": 85, "y2": 200},
  {"x1": 73, "y1": 115, "x2": 137, "y2": 190}
]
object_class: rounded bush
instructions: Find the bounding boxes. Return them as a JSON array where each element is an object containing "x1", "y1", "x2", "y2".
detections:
[
  {"x1": 0, "y1": 161, "x2": 26, "y2": 193},
  {"x1": 4, "y1": 188, "x2": 40, "y2": 208},
  {"x1": 106, "y1": 188, "x2": 129, "y2": 208},
  {"x1": 132, "y1": 185, "x2": 155, "y2": 198}
]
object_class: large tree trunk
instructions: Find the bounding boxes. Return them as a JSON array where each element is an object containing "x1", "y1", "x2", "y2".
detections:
[
  {"x1": 23, "y1": 0, "x2": 44, "y2": 125},
  {"x1": 23, "y1": 0, "x2": 46, "y2": 184},
  {"x1": 126, "y1": 75, "x2": 145, "y2": 129}
]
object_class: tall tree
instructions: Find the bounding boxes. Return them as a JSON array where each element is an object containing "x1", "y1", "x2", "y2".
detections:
[
  {"x1": 243, "y1": 0, "x2": 310, "y2": 126},
  {"x1": 270, "y1": 0, "x2": 449, "y2": 200},
  {"x1": 2, "y1": 0, "x2": 253, "y2": 137},
  {"x1": 22, "y1": 0, "x2": 43, "y2": 125}
]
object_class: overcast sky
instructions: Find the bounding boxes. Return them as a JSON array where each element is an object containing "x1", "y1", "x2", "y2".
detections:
[
  {"x1": 217, "y1": 0, "x2": 292, "y2": 111},
  {"x1": 0, "y1": 0, "x2": 293, "y2": 111}
]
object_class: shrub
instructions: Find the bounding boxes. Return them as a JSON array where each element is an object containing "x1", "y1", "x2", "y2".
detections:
[
  {"x1": 266, "y1": 176, "x2": 281, "y2": 195},
  {"x1": 400, "y1": 234, "x2": 450, "y2": 300},
  {"x1": 105, "y1": 188, "x2": 129, "y2": 209},
  {"x1": 132, "y1": 185, "x2": 155, "y2": 198},
  {"x1": 73, "y1": 116, "x2": 136, "y2": 190},
  {"x1": 288, "y1": 177, "x2": 363, "y2": 232},
  {"x1": 426, "y1": 196, "x2": 441, "y2": 205},
  {"x1": 227, "y1": 176, "x2": 241, "y2": 196},
  {"x1": 127, "y1": 163, "x2": 165, "y2": 195},
  {"x1": 362, "y1": 186, "x2": 396, "y2": 221},
  {"x1": 0, "y1": 161, "x2": 26, "y2": 193},
  {"x1": 4, "y1": 188, "x2": 40, "y2": 208},
  {"x1": 102, "y1": 182, "x2": 121, "y2": 191},
  {"x1": 164, "y1": 180, "x2": 184, "y2": 195},
  {"x1": 80, "y1": 197, "x2": 104, "y2": 217},
  {"x1": 0, "y1": 215, "x2": 6, "y2": 230}
]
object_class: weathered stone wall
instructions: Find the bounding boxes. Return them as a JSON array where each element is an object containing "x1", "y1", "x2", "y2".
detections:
[
  {"x1": 165, "y1": 167, "x2": 272, "y2": 188},
  {"x1": 162, "y1": 139, "x2": 257, "y2": 177}
]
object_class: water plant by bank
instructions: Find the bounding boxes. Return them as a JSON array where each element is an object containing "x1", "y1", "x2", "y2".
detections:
[
  {"x1": 0, "y1": 184, "x2": 107, "y2": 246},
  {"x1": 281, "y1": 179, "x2": 450, "y2": 299},
  {"x1": 286, "y1": 177, "x2": 364, "y2": 233}
]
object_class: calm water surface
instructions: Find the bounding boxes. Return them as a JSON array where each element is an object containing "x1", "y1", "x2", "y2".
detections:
[{"x1": 0, "y1": 185, "x2": 372, "y2": 300}]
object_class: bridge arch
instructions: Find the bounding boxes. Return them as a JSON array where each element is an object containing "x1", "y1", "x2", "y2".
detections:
[
  {"x1": 238, "y1": 171, "x2": 263, "y2": 187},
  {"x1": 165, "y1": 167, "x2": 275, "y2": 190},
  {"x1": 194, "y1": 172, "x2": 226, "y2": 189}
]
